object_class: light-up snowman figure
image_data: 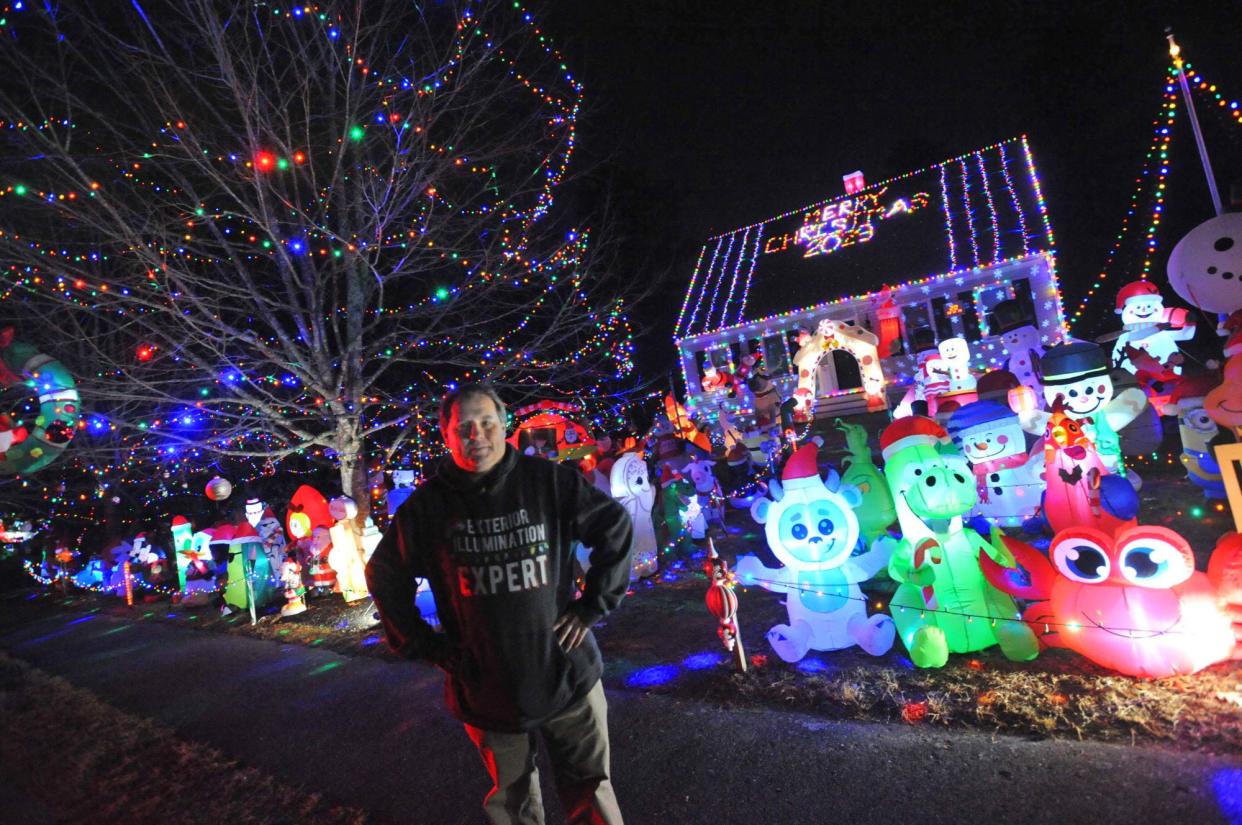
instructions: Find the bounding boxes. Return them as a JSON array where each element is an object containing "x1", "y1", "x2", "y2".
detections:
[{"x1": 1111, "y1": 280, "x2": 1195, "y2": 374}]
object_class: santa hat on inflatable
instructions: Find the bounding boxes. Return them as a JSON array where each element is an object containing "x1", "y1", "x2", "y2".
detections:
[
  {"x1": 780, "y1": 443, "x2": 823, "y2": 491},
  {"x1": 658, "y1": 464, "x2": 684, "y2": 489},
  {"x1": 1115, "y1": 280, "x2": 1161, "y2": 313},
  {"x1": 880, "y1": 416, "x2": 950, "y2": 463}
]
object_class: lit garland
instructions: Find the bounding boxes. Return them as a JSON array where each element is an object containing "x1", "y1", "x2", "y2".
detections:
[
  {"x1": 1070, "y1": 64, "x2": 1180, "y2": 329},
  {"x1": 0, "y1": 0, "x2": 646, "y2": 515}
]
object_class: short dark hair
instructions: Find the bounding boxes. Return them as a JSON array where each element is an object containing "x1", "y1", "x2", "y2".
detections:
[{"x1": 439, "y1": 383, "x2": 507, "y2": 434}]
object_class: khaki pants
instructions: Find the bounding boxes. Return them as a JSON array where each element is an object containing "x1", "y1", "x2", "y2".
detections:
[{"x1": 463, "y1": 680, "x2": 623, "y2": 825}]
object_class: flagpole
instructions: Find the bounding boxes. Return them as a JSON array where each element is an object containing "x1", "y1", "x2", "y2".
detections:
[{"x1": 1167, "y1": 30, "x2": 1223, "y2": 216}]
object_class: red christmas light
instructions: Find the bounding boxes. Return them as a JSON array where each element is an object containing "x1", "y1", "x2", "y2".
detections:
[{"x1": 255, "y1": 152, "x2": 276, "y2": 172}]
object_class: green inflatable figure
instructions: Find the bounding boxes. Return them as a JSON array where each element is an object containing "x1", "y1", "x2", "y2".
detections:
[
  {"x1": 835, "y1": 418, "x2": 896, "y2": 548},
  {"x1": 879, "y1": 416, "x2": 1038, "y2": 668},
  {"x1": 224, "y1": 521, "x2": 277, "y2": 619},
  {"x1": 658, "y1": 465, "x2": 698, "y2": 558}
]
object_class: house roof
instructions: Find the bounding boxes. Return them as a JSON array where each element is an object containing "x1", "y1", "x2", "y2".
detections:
[{"x1": 673, "y1": 135, "x2": 1055, "y2": 340}]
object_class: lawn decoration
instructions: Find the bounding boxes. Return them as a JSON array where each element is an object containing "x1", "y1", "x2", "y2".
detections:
[
  {"x1": 129, "y1": 533, "x2": 171, "y2": 587},
  {"x1": 1040, "y1": 400, "x2": 1137, "y2": 535},
  {"x1": 103, "y1": 537, "x2": 133, "y2": 590},
  {"x1": 327, "y1": 496, "x2": 369, "y2": 602},
  {"x1": 287, "y1": 484, "x2": 333, "y2": 585},
  {"x1": 1167, "y1": 212, "x2": 1242, "y2": 318},
  {"x1": 735, "y1": 442, "x2": 894, "y2": 662},
  {"x1": 835, "y1": 418, "x2": 896, "y2": 548},
  {"x1": 171, "y1": 516, "x2": 216, "y2": 605},
  {"x1": 993, "y1": 299, "x2": 1045, "y2": 401},
  {"x1": 0, "y1": 518, "x2": 37, "y2": 544},
  {"x1": 255, "y1": 507, "x2": 288, "y2": 579},
  {"x1": 981, "y1": 526, "x2": 1242, "y2": 678},
  {"x1": 279, "y1": 551, "x2": 308, "y2": 617},
  {"x1": 700, "y1": 361, "x2": 738, "y2": 396},
  {"x1": 1024, "y1": 341, "x2": 1147, "y2": 488},
  {"x1": 223, "y1": 521, "x2": 276, "y2": 621},
  {"x1": 894, "y1": 327, "x2": 950, "y2": 419},
  {"x1": 738, "y1": 351, "x2": 781, "y2": 427},
  {"x1": 72, "y1": 557, "x2": 107, "y2": 589},
  {"x1": 205, "y1": 476, "x2": 233, "y2": 501},
  {"x1": 685, "y1": 457, "x2": 725, "y2": 534},
  {"x1": 704, "y1": 539, "x2": 747, "y2": 672},
  {"x1": 933, "y1": 337, "x2": 978, "y2": 414},
  {"x1": 508, "y1": 400, "x2": 596, "y2": 462},
  {"x1": 1205, "y1": 356, "x2": 1242, "y2": 439},
  {"x1": 659, "y1": 464, "x2": 698, "y2": 556},
  {"x1": 1166, "y1": 372, "x2": 1226, "y2": 499},
  {"x1": 791, "y1": 318, "x2": 886, "y2": 419},
  {"x1": 1122, "y1": 345, "x2": 1182, "y2": 417},
  {"x1": 359, "y1": 517, "x2": 382, "y2": 564},
  {"x1": 1111, "y1": 281, "x2": 1195, "y2": 375},
  {"x1": 664, "y1": 394, "x2": 712, "y2": 455},
  {"x1": 305, "y1": 526, "x2": 337, "y2": 595},
  {"x1": 611, "y1": 451, "x2": 658, "y2": 579},
  {"x1": 947, "y1": 401, "x2": 1043, "y2": 528},
  {"x1": 880, "y1": 416, "x2": 1039, "y2": 668},
  {"x1": 388, "y1": 468, "x2": 416, "y2": 515},
  {"x1": 0, "y1": 328, "x2": 79, "y2": 475}
]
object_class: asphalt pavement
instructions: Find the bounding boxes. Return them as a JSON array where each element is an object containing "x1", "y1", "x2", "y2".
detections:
[{"x1": 1, "y1": 599, "x2": 1238, "y2": 825}]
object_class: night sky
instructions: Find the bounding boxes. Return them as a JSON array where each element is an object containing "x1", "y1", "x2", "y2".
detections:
[{"x1": 544, "y1": 0, "x2": 1242, "y2": 377}]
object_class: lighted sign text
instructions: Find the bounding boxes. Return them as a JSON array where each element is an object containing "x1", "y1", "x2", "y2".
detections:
[{"x1": 763, "y1": 187, "x2": 931, "y2": 258}]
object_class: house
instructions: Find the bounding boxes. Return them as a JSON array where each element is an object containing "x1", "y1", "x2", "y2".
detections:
[{"x1": 674, "y1": 135, "x2": 1067, "y2": 422}]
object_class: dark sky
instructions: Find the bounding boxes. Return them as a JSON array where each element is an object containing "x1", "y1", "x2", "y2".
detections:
[{"x1": 544, "y1": 0, "x2": 1242, "y2": 375}]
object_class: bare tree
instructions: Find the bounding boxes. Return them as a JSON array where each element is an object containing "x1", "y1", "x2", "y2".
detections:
[{"x1": 0, "y1": 0, "x2": 641, "y2": 518}]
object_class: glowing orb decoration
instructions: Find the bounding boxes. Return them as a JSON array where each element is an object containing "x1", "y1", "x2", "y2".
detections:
[{"x1": 205, "y1": 476, "x2": 233, "y2": 501}]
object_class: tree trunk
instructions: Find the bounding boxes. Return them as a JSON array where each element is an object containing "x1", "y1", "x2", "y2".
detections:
[{"x1": 335, "y1": 416, "x2": 371, "y2": 525}]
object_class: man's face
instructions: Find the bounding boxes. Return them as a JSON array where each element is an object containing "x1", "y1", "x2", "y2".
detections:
[{"x1": 444, "y1": 394, "x2": 506, "y2": 474}]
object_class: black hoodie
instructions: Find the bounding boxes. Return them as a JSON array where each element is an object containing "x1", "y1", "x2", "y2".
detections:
[{"x1": 366, "y1": 445, "x2": 633, "y2": 732}]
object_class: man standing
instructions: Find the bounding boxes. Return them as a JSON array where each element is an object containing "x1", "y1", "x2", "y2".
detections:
[{"x1": 366, "y1": 384, "x2": 632, "y2": 825}]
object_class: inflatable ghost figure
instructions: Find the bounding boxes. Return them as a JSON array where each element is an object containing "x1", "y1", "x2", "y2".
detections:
[
  {"x1": 947, "y1": 401, "x2": 1043, "y2": 528},
  {"x1": 734, "y1": 443, "x2": 894, "y2": 662},
  {"x1": 1166, "y1": 372, "x2": 1225, "y2": 499},
  {"x1": 983, "y1": 526, "x2": 1242, "y2": 679},
  {"x1": 1022, "y1": 341, "x2": 1147, "y2": 490},
  {"x1": 993, "y1": 299, "x2": 1045, "y2": 401},
  {"x1": 327, "y1": 496, "x2": 369, "y2": 602},
  {"x1": 1167, "y1": 212, "x2": 1242, "y2": 317},
  {"x1": 880, "y1": 416, "x2": 1039, "y2": 668},
  {"x1": 1111, "y1": 280, "x2": 1195, "y2": 374},
  {"x1": 610, "y1": 452, "x2": 658, "y2": 579}
]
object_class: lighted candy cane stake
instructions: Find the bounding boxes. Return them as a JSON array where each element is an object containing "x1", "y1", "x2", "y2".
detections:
[{"x1": 704, "y1": 539, "x2": 747, "y2": 673}]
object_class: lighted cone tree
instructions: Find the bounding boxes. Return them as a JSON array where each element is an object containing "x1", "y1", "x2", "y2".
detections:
[{"x1": 0, "y1": 1, "x2": 639, "y2": 518}]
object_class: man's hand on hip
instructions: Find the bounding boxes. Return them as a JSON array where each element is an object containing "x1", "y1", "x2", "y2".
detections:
[{"x1": 554, "y1": 611, "x2": 591, "y2": 651}]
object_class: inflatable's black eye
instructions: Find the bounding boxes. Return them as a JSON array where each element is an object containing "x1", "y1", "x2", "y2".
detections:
[
  {"x1": 1058, "y1": 543, "x2": 1109, "y2": 582},
  {"x1": 817, "y1": 518, "x2": 834, "y2": 535},
  {"x1": 1209, "y1": 266, "x2": 1218, "y2": 274},
  {"x1": 792, "y1": 523, "x2": 808, "y2": 540},
  {"x1": 1215, "y1": 236, "x2": 1235, "y2": 252},
  {"x1": 913, "y1": 468, "x2": 922, "y2": 475}
]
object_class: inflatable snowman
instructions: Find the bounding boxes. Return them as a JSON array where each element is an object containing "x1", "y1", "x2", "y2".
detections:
[
  {"x1": 1111, "y1": 280, "x2": 1195, "y2": 374},
  {"x1": 992, "y1": 299, "x2": 1045, "y2": 401},
  {"x1": 947, "y1": 401, "x2": 1043, "y2": 527}
]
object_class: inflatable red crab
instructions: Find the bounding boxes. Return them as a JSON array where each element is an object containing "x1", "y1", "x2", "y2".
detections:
[{"x1": 980, "y1": 525, "x2": 1242, "y2": 678}]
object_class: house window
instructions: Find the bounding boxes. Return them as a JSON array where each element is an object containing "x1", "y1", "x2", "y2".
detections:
[
  {"x1": 931, "y1": 297, "x2": 955, "y2": 340},
  {"x1": 901, "y1": 302, "x2": 932, "y2": 349},
  {"x1": 763, "y1": 334, "x2": 790, "y2": 374},
  {"x1": 957, "y1": 290, "x2": 983, "y2": 341}
]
